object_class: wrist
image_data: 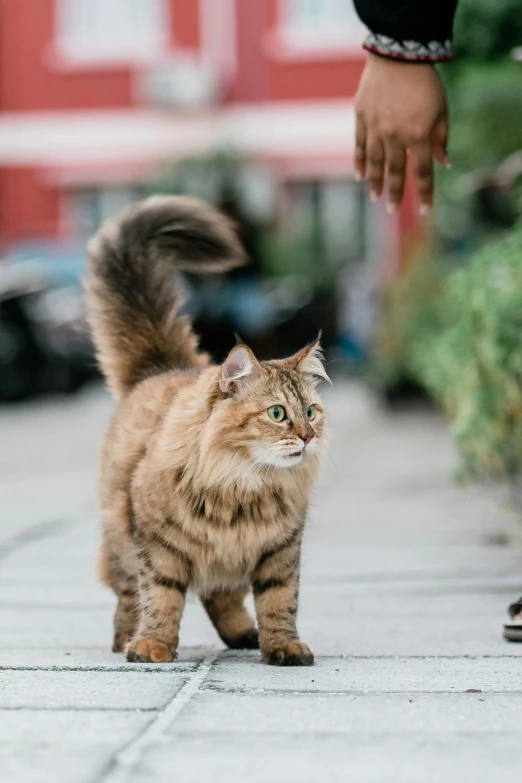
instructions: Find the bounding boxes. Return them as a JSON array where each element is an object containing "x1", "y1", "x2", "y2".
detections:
[
  {"x1": 366, "y1": 51, "x2": 434, "y2": 71},
  {"x1": 363, "y1": 33, "x2": 452, "y2": 64}
]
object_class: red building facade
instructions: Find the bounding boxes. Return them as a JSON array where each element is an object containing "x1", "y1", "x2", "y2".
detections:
[{"x1": 0, "y1": 0, "x2": 418, "y2": 284}]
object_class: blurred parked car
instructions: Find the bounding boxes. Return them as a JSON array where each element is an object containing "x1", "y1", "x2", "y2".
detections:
[
  {"x1": 0, "y1": 222, "x2": 344, "y2": 403},
  {"x1": 0, "y1": 253, "x2": 97, "y2": 402}
]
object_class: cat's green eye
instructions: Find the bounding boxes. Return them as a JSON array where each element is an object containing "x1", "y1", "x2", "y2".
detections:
[
  {"x1": 306, "y1": 405, "x2": 317, "y2": 421},
  {"x1": 268, "y1": 405, "x2": 286, "y2": 423}
]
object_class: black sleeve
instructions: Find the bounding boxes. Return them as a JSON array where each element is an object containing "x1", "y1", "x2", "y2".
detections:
[{"x1": 353, "y1": 0, "x2": 459, "y2": 62}]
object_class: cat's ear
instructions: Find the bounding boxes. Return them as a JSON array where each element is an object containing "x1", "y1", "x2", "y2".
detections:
[
  {"x1": 287, "y1": 336, "x2": 331, "y2": 384},
  {"x1": 219, "y1": 344, "x2": 260, "y2": 394}
]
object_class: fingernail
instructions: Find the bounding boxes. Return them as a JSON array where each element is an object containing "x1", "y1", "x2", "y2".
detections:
[
  {"x1": 386, "y1": 202, "x2": 398, "y2": 214},
  {"x1": 354, "y1": 171, "x2": 363, "y2": 182},
  {"x1": 419, "y1": 203, "x2": 431, "y2": 216},
  {"x1": 445, "y1": 160, "x2": 452, "y2": 170},
  {"x1": 370, "y1": 191, "x2": 379, "y2": 202}
]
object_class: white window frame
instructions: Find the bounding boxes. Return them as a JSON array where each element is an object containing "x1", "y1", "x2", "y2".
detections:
[
  {"x1": 55, "y1": 0, "x2": 169, "y2": 64},
  {"x1": 279, "y1": 0, "x2": 364, "y2": 51}
]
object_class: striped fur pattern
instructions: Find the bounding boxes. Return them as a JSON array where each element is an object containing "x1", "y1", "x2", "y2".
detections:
[{"x1": 86, "y1": 196, "x2": 327, "y2": 666}]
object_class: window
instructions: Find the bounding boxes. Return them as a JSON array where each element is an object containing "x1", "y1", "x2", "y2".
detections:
[
  {"x1": 280, "y1": 0, "x2": 364, "y2": 49},
  {"x1": 56, "y1": 0, "x2": 168, "y2": 62},
  {"x1": 68, "y1": 187, "x2": 143, "y2": 238}
]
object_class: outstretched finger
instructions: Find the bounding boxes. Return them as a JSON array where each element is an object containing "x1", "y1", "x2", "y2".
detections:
[
  {"x1": 431, "y1": 113, "x2": 451, "y2": 168},
  {"x1": 410, "y1": 142, "x2": 434, "y2": 215},
  {"x1": 354, "y1": 114, "x2": 367, "y2": 181},
  {"x1": 384, "y1": 140, "x2": 407, "y2": 213},
  {"x1": 366, "y1": 136, "x2": 385, "y2": 201}
]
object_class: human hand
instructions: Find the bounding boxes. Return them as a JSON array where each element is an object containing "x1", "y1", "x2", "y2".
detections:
[{"x1": 354, "y1": 53, "x2": 450, "y2": 215}]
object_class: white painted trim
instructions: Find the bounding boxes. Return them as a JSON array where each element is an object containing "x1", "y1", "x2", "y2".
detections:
[{"x1": 0, "y1": 101, "x2": 356, "y2": 167}]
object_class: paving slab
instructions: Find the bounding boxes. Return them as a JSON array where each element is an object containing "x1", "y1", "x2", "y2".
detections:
[
  {"x1": 0, "y1": 602, "x2": 225, "y2": 652},
  {"x1": 206, "y1": 654, "x2": 522, "y2": 694},
  {"x1": 0, "y1": 606, "x2": 113, "y2": 649},
  {"x1": 0, "y1": 474, "x2": 95, "y2": 546},
  {"x1": 296, "y1": 586, "x2": 522, "y2": 657},
  {"x1": 169, "y1": 690, "x2": 522, "y2": 734},
  {"x1": 0, "y1": 647, "x2": 207, "y2": 671},
  {"x1": 131, "y1": 734, "x2": 520, "y2": 783},
  {"x1": 0, "y1": 670, "x2": 186, "y2": 710},
  {"x1": 0, "y1": 521, "x2": 102, "y2": 587},
  {"x1": 0, "y1": 711, "x2": 151, "y2": 783}
]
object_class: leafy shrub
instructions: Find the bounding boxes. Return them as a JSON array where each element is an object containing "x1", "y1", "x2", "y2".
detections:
[
  {"x1": 373, "y1": 252, "x2": 448, "y2": 389},
  {"x1": 453, "y1": 0, "x2": 522, "y2": 61},
  {"x1": 412, "y1": 224, "x2": 522, "y2": 477},
  {"x1": 374, "y1": 223, "x2": 522, "y2": 477}
]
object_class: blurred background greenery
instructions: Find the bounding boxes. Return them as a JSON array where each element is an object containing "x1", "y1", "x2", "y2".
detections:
[{"x1": 374, "y1": 0, "x2": 522, "y2": 481}]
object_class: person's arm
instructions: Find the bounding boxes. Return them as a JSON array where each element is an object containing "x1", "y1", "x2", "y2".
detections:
[{"x1": 353, "y1": 0, "x2": 459, "y2": 214}]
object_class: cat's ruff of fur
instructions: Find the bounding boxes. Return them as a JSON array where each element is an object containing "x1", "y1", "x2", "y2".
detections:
[{"x1": 85, "y1": 195, "x2": 327, "y2": 666}]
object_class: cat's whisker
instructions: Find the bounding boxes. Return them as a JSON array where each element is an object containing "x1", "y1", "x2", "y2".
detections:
[
  {"x1": 262, "y1": 461, "x2": 276, "y2": 490},
  {"x1": 322, "y1": 444, "x2": 339, "y2": 473}
]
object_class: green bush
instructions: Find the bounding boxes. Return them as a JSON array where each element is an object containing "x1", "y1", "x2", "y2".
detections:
[
  {"x1": 412, "y1": 224, "x2": 522, "y2": 477},
  {"x1": 374, "y1": 0, "x2": 522, "y2": 473},
  {"x1": 453, "y1": 0, "x2": 522, "y2": 61},
  {"x1": 373, "y1": 252, "x2": 448, "y2": 389}
]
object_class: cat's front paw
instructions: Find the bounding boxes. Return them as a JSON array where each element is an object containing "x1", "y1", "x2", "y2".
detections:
[
  {"x1": 125, "y1": 636, "x2": 174, "y2": 663},
  {"x1": 262, "y1": 641, "x2": 314, "y2": 666}
]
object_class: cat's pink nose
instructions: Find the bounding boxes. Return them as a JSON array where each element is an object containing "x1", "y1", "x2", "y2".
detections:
[{"x1": 302, "y1": 434, "x2": 314, "y2": 447}]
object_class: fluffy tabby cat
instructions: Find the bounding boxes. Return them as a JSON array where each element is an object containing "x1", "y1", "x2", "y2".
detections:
[{"x1": 85, "y1": 195, "x2": 328, "y2": 666}]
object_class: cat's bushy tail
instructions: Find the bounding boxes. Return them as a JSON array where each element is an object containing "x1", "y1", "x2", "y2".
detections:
[{"x1": 84, "y1": 195, "x2": 245, "y2": 399}]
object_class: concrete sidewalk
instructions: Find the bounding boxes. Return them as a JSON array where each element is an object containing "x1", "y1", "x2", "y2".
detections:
[{"x1": 0, "y1": 383, "x2": 521, "y2": 783}]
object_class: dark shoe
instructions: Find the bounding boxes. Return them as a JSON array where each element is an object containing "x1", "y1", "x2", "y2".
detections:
[{"x1": 503, "y1": 596, "x2": 522, "y2": 642}]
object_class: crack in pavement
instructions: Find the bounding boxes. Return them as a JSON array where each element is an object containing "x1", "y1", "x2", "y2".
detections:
[{"x1": 100, "y1": 652, "x2": 219, "y2": 783}]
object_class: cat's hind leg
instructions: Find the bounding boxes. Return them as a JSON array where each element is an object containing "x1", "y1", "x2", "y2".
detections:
[
  {"x1": 112, "y1": 576, "x2": 138, "y2": 652},
  {"x1": 98, "y1": 541, "x2": 138, "y2": 652},
  {"x1": 201, "y1": 588, "x2": 259, "y2": 649}
]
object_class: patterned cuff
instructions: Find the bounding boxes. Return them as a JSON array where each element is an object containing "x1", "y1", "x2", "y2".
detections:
[{"x1": 364, "y1": 32, "x2": 453, "y2": 63}]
